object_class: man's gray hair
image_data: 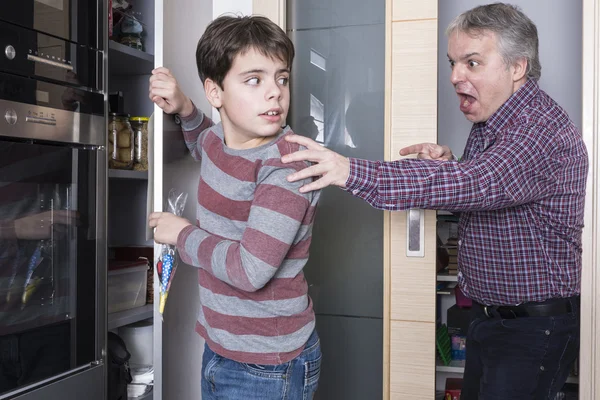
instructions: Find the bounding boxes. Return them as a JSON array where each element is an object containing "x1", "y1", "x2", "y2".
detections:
[{"x1": 446, "y1": 2, "x2": 541, "y2": 81}]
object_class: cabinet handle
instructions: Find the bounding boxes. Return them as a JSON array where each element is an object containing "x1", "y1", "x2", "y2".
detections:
[{"x1": 406, "y1": 208, "x2": 424, "y2": 257}]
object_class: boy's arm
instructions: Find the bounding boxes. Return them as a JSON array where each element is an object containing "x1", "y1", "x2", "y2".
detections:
[
  {"x1": 148, "y1": 67, "x2": 214, "y2": 161},
  {"x1": 178, "y1": 105, "x2": 214, "y2": 161},
  {"x1": 176, "y1": 163, "x2": 316, "y2": 292}
]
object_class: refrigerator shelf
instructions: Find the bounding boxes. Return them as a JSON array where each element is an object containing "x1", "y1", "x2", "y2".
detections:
[{"x1": 108, "y1": 304, "x2": 153, "y2": 330}]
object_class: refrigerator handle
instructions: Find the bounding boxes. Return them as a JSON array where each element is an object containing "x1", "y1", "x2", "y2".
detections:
[{"x1": 406, "y1": 208, "x2": 425, "y2": 257}]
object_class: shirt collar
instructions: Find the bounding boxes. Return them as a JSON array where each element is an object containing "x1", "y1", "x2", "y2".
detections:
[{"x1": 476, "y1": 79, "x2": 539, "y2": 138}]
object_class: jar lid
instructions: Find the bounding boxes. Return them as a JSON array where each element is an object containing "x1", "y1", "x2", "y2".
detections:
[
  {"x1": 130, "y1": 116, "x2": 149, "y2": 122},
  {"x1": 110, "y1": 112, "x2": 130, "y2": 117}
]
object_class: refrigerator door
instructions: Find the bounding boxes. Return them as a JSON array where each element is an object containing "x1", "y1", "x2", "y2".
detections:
[
  {"x1": 287, "y1": 3, "x2": 385, "y2": 319},
  {"x1": 314, "y1": 315, "x2": 383, "y2": 400}
]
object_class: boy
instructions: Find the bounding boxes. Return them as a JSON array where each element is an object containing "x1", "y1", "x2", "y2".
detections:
[{"x1": 147, "y1": 15, "x2": 322, "y2": 399}]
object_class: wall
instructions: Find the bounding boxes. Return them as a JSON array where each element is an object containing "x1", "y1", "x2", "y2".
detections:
[{"x1": 437, "y1": 0, "x2": 583, "y2": 157}]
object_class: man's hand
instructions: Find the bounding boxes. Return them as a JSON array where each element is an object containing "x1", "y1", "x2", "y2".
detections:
[
  {"x1": 14, "y1": 210, "x2": 78, "y2": 240},
  {"x1": 148, "y1": 67, "x2": 194, "y2": 117},
  {"x1": 148, "y1": 212, "x2": 192, "y2": 246},
  {"x1": 399, "y1": 143, "x2": 454, "y2": 161},
  {"x1": 281, "y1": 134, "x2": 350, "y2": 193}
]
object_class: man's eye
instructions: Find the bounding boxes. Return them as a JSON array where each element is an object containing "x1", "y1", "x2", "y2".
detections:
[
  {"x1": 278, "y1": 77, "x2": 289, "y2": 85},
  {"x1": 247, "y1": 77, "x2": 259, "y2": 85},
  {"x1": 448, "y1": 60, "x2": 455, "y2": 69},
  {"x1": 468, "y1": 60, "x2": 479, "y2": 67}
]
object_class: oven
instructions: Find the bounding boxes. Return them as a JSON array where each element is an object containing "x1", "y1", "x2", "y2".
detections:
[
  {"x1": 0, "y1": 3, "x2": 106, "y2": 399},
  {"x1": 0, "y1": 0, "x2": 103, "y2": 50}
]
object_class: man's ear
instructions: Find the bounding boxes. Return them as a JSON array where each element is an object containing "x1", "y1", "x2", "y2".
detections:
[
  {"x1": 204, "y1": 78, "x2": 223, "y2": 109},
  {"x1": 512, "y1": 58, "x2": 528, "y2": 82}
]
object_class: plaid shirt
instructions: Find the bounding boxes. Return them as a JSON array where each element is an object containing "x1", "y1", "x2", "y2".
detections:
[{"x1": 346, "y1": 79, "x2": 588, "y2": 305}]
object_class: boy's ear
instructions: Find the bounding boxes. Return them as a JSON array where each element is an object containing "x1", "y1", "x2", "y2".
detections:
[{"x1": 204, "y1": 78, "x2": 223, "y2": 109}]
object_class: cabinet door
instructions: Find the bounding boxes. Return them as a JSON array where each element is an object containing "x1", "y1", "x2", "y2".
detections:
[{"x1": 386, "y1": 1, "x2": 438, "y2": 399}]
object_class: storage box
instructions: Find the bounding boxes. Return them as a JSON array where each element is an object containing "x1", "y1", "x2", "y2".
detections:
[{"x1": 108, "y1": 260, "x2": 148, "y2": 313}]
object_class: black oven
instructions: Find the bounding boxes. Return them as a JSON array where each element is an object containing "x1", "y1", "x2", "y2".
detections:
[
  {"x1": 0, "y1": 0, "x2": 102, "y2": 50},
  {"x1": 0, "y1": 4, "x2": 106, "y2": 399},
  {"x1": 0, "y1": 20, "x2": 102, "y2": 92}
]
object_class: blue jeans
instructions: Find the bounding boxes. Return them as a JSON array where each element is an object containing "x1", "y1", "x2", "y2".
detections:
[
  {"x1": 201, "y1": 330, "x2": 322, "y2": 400},
  {"x1": 461, "y1": 297, "x2": 580, "y2": 400}
]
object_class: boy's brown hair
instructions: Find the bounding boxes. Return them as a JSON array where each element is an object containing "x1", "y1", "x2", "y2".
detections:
[{"x1": 196, "y1": 15, "x2": 295, "y2": 89}]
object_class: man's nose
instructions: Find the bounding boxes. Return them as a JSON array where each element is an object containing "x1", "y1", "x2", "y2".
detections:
[{"x1": 450, "y1": 65, "x2": 465, "y2": 86}]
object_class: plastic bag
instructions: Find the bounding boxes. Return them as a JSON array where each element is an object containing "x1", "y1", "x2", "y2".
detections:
[{"x1": 156, "y1": 189, "x2": 187, "y2": 316}]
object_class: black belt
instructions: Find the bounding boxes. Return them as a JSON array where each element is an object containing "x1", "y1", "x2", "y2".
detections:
[{"x1": 474, "y1": 296, "x2": 579, "y2": 319}]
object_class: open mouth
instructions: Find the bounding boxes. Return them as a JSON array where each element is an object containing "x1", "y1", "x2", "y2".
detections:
[
  {"x1": 263, "y1": 110, "x2": 280, "y2": 116},
  {"x1": 458, "y1": 93, "x2": 476, "y2": 109}
]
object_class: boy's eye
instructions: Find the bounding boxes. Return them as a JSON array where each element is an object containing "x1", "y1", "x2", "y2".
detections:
[
  {"x1": 278, "y1": 77, "x2": 289, "y2": 85},
  {"x1": 468, "y1": 60, "x2": 479, "y2": 67},
  {"x1": 247, "y1": 77, "x2": 260, "y2": 85}
]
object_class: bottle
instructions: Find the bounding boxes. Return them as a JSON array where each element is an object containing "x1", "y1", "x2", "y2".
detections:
[
  {"x1": 108, "y1": 113, "x2": 134, "y2": 170},
  {"x1": 129, "y1": 116, "x2": 149, "y2": 171}
]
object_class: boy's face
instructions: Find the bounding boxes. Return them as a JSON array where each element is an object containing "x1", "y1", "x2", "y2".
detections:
[{"x1": 207, "y1": 47, "x2": 290, "y2": 148}]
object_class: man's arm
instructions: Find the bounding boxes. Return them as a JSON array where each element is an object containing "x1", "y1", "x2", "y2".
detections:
[{"x1": 283, "y1": 126, "x2": 565, "y2": 212}]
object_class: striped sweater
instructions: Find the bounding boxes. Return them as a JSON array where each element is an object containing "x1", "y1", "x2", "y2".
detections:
[{"x1": 176, "y1": 106, "x2": 320, "y2": 365}]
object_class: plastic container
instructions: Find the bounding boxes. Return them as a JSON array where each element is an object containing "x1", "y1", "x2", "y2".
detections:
[
  {"x1": 118, "y1": 319, "x2": 153, "y2": 366},
  {"x1": 107, "y1": 260, "x2": 148, "y2": 313},
  {"x1": 108, "y1": 113, "x2": 134, "y2": 170}
]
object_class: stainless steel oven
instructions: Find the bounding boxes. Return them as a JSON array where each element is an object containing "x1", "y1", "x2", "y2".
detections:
[{"x1": 0, "y1": 2, "x2": 106, "y2": 398}]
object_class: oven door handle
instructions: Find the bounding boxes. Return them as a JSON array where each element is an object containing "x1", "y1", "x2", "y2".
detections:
[{"x1": 27, "y1": 54, "x2": 74, "y2": 71}]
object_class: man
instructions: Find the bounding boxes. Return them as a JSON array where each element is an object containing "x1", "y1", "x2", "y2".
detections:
[{"x1": 281, "y1": 3, "x2": 587, "y2": 399}]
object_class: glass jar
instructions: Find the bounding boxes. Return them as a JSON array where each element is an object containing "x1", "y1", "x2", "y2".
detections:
[
  {"x1": 108, "y1": 113, "x2": 134, "y2": 170},
  {"x1": 120, "y1": 33, "x2": 143, "y2": 51},
  {"x1": 130, "y1": 116, "x2": 149, "y2": 171}
]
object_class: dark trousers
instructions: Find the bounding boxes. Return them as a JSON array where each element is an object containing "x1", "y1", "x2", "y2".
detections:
[{"x1": 461, "y1": 297, "x2": 579, "y2": 400}]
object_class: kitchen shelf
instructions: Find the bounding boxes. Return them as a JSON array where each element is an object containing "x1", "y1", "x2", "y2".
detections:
[
  {"x1": 130, "y1": 388, "x2": 153, "y2": 400},
  {"x1": 436, "y1": 359, "x2": 465, "y2": 373},
  {"x1": 437, "y1": 271, "x2": 458, "y2": 282},
  {"x1": 109, "y1": 169, "x2": 148, "y2": 180},
  {"x1": 108, "y1": 304, "x2": 153, "y2": 330},
  {"x1": 435, "y1": 359, "x2": 579, "y2": 384},
  {"x1": 109, "y1": 40, "x2": 154, "y2": 76}
]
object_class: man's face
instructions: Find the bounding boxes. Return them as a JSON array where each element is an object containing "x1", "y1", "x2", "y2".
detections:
[
  {"x1": 213, "y1": 47, "x2": 290, "y2": 148},
  {"x1": 447, "y1": 30, "x2": 521, "y2": 123}
]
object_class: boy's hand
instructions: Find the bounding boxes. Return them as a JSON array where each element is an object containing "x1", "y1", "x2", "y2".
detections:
[
  {"x1": 148, "y1": 212, "x2": 192, "y2": 246},
  {"x1": 148, "y1": 67, "x2": 194, "y2": 117}
]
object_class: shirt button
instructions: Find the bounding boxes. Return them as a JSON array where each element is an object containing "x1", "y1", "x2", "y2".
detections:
[
  {"x1": 458, "y1": 240, "x2": 462, "y2": 246},
  {"x1": 352, "y1": 189, "x2": 359, "y2": 195}
]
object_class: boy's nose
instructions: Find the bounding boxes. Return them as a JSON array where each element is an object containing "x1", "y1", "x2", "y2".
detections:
[{"x1": 266, "y1": 81, "x2": 282, "y2": 100}]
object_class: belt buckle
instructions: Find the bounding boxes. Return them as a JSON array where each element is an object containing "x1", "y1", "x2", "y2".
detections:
[{"x1": 483, "y1": 305, "x2": 493, "y2": 318}]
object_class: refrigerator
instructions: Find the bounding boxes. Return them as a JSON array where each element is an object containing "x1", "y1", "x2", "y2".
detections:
[{"x1": 287, "y1": 1, "x2": 385, "y2": 398}]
